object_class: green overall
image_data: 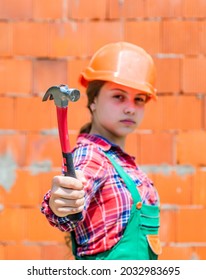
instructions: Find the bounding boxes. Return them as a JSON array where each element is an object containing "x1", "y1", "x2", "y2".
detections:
[{"x1": 72, "y1": 152, "x2": 161, "y2": 260}]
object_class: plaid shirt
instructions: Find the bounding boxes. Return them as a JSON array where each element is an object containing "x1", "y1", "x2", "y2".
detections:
[{"x1": 41, "y1": 134, "x2": 159, "y2": 257}]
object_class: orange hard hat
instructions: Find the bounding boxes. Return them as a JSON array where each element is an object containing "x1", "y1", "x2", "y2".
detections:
[{"x1": 79, "y1": 42, "x2": 157, "y2": 100}]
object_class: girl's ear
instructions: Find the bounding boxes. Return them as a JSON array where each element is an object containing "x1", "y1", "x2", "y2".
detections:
[{"x1": 90, "y1": 103, "x2": 96, "y2": 112}]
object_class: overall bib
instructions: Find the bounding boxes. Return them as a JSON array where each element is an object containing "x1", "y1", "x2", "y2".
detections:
[{"x1": 72, "y1": 152, "x2": 162, "y2": 260}]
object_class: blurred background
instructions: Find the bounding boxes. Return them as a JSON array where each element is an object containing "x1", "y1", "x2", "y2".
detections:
[{"x1": 0, "y1": 0, "x2": 206, "y2": 260}]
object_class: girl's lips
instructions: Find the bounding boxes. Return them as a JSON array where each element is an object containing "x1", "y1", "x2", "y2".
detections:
[{"x1": 120, "y1": 119, "x2": 136, "y2": 125}]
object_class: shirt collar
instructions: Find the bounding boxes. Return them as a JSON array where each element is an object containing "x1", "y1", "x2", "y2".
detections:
[
  {"x1": 76, "y1": 133, "x2": 136, "y2": 163},
  {"x1": 76, "y1": 133, "x2": 119, "y2": 151}
]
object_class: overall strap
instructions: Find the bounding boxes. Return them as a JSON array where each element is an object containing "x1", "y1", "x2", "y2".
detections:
[{"x1": 104, "y1": 152, "x2": 142, "y2": 204}]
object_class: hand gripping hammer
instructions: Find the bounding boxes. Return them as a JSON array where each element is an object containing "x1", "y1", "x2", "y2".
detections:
[{"x1": 42, "y1": 85, "x2": 83, "y2": 221}]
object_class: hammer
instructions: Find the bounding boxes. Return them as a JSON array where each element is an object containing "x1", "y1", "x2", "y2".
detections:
[{"x1": 42, "y1": 85, "x2": 83, "y2": 221}]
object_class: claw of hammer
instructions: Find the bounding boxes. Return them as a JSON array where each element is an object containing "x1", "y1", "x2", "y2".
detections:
[{"x1": 42, "y1": 85, "x2": 80, "y2": 107}]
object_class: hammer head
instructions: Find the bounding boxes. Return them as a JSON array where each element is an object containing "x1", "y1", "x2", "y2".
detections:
[{"x1": 42, "y1": 85, "x2": 80, "y2": 107}]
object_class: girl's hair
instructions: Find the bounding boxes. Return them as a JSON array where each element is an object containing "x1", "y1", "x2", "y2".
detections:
[{"x1": 79, "y1": 80, "x2": 105, "y2": 134}]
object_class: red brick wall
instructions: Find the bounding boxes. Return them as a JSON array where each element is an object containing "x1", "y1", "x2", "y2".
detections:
[{"x1": 0, "y1": 0, "x2": 206, "y2": 260}]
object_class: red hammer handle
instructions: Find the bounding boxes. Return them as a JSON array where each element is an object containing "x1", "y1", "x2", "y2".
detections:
[
  {"x1": 56, "y1": 107, "x2": 83, "y2": 221},
  {"x1": 56, "y1": 107, "x2": 71, "y2": 154}
]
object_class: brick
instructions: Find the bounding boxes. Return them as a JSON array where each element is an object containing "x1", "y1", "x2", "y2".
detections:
[
  {"x1": 183, "y1": 0, "x2": 206, "y2": 18},
  {"x1": 194, "y1": 247, "x2": 206, "y2": 260},
  {"x1": 13, "y1": 22, "x2": 49, "y2": 57},
  {"x1": 68, "y1": 0, "x2": 107, "y2": 19},
  {"x1": 125, "y1": 133, "x2": 141, "y2": 160},
  {"x1": 154, "y1": 57, "x2": 181, "y2": 93},
  {"x1": 0, "y1": 22, "x2": 12, "y2": 57},
  {"x1": 0, "y1": 208, "x2": 27, "y2": 241},
  {"x1": 159, "y1": 208, "x2": 176, "y2": 243},
  {"x1": 5, "y1": 170, "x2": 40, "y2": 207},
  {"x1": 33, "y1": 0, "x2": 63, "y2": 19},
  {"x1": 0, "y1": 153, "x2": 18, "y2": 193},
  {"x1": 155, "y1": 171, "x2": 193, "y2": 205},
  {"x1": 25, "y1": 133, "x2": 62, "y2": 168},
  {"x1": 193, "y1": 168, "x2": 206, "y2": 206},
  {"x1": 49, "y1": 22, "x2": 85, "y2": 58},
  {"x1": 0, "y1": 58, "x2": 32, "y2": 94},
  {"x1": 0, "y1": 0, "x2": 32, "y2": 19},
  {"x1": 139, "y1": 132, "x2": 175, "y2": 165},
  {"x1": 146, "y1": 0, "x2": 182, "y2": 18},
  {"x1": 176, "y1": 208, "x2": 206, "y2": 242},
  {"x1": 162, "y1": 20, "x2": 201, "y2": 55},
  {"x1": 0, "y1": 133, "x2": 27, "y2": 167},
  {"x1": 5, "y1": 243, "x2": 41, "y2": 260},
  {"x1": 140, "y1": 94, "x2": 202, "y2": 132},
  {"x1": 0, "y1": 187, "x2": 6, "y2": 205},
  {"x1": 159, "y1": 245, "x2": 195, "y2": 260},
  {"x1": 0, "y1": 97, "x2": 15, "y2": 129},
  {"x1": 204, "y1": 95, "x2": 206, "y2": 129},
  {"x1": 66, "y1": 93, "x2": 91, "y2": 131},
  {"x1": 84, "y1": 21, "x2": 123, "y2": 56},
  {"x1": 26, "y1": 208, "x2": 66, "y2": 242},
  {"x1": 68, "y1": 133, "x2": 79, "y2": 150},
  {"x1": 33, "y1": 59, "x2": 68, "y2": 95},
  {"x1": 14, "y1": 97, "x2": 54, "y2": 131},
  {"x1": 41, "y1": 244, "x2": 73, "y2": 260},
  {"x1": 200, "y1": 21, "x2": 206, "y2": 54},
  {"x1": 108, "y1": 0, "x2": 146, "y2": 19},
  {"x1": 177, "y1": 131, "x2": 206, "y2": 166},
  {"x1": 48, "y1": 109, "x2": 58, "y2": 133},
  {"x1": 139, "y1": 96, "x2": 164, "y2": 130},
  {"x1": 0, "y1": 245, "x2": 5, "y2": 260},
  {"x1": 182, "y1": 57, "x2": 206, "y2": 93},
  {"x1": 162, "y1": 95, "x2": 203, "y2": 130},
  {"x1": 67, "y1": 59, "x2": 90, "y2": 91},
  {"x1": 125, "y1": 21, "x2": 160, "y2": 54}
]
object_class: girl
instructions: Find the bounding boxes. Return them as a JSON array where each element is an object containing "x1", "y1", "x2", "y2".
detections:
[{"x1": 41, "y1": 42, "x2": 161, "y2": 260}]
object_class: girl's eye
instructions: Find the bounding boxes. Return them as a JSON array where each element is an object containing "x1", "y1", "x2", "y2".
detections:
[
  {"x1": 113, "y1": 95, "x2": 125, "y2": 101},
  {"x1": 135, "y1": 95, "x2": 148, "y2": 105}
]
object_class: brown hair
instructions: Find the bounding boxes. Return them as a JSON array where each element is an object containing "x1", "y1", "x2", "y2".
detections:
[{"x1": 79, "y1": 80, "x2": 105, "y2": 134}]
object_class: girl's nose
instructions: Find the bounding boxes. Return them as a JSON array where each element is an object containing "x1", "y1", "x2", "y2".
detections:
[{"x1": 123, "y1": 101, "x2": 136, "y2": 114}]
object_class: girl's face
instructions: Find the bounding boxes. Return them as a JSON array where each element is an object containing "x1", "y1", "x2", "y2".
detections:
[{"x1": 90, "y1": 81, "x2": 148, "y2": 144}]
